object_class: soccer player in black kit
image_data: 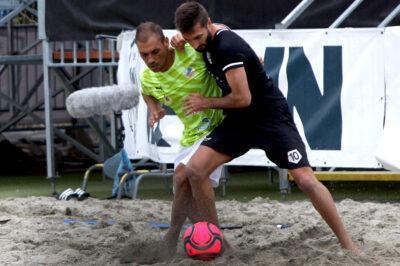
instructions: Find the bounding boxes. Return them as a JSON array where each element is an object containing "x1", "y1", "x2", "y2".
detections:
[{"x1": 172, "y1": 1, "x2": 360, "y2": 253}]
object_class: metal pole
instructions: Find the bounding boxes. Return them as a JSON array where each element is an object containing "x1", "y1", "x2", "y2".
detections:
[
  {"x1": 329, "y1": 0, "x2": 364, "y2": 28},
  {"x1": 98, "y1": 66, "x2": 107, "y2": 161},
  {"x1": 42, "y1": 40, "x2": 57, "y2": 193},
  {"x1": 98, "y1": 63, "x2": 108, "y2": 182},
  {"x1": 275, "y1": 0, "x2": 314, "y2": 29},
  {"x1": 38, "y1": 0, "x2": 57, "y2": 194},
  {"x1": 7, "y1": 20, "x2": 15, "y2": 114},
  {"x1": 0, "y1": 54, "x2": 42, "y2": 64},
  {"x1": 278, "y1": 168, "x2": 289, "y2": 200},
  {"x1": 109, "y1": 65, "x2": 117, "y2": 149},
  {"x1": 37, "y1": 0, "x2": 45, "y2": 39},
  {"x1": 378, "y1": 3, "x2": 400, "y2": 27}
]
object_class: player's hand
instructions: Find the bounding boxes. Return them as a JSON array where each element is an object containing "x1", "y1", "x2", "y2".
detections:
[
  {"x1": 258, "y1": 55, "x2": 264, "y2": 65},
  {"x1": 171, "y1": 33, "x2": 186, "y2": 51},
  {"x1": 183, "y1": 93, "x2": 206, "y2": 115},
  {"x1": 149, "y1": 108, "x2": 166, "y2": 127}
]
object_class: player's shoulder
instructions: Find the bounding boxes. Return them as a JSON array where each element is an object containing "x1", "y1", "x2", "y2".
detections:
[
  {"x1": 175, "y1": 43, "x2": 201, "y2": 58},
  {"x1": 174, "y1": 43, "x2": 204, "y2": 68},
  {"x1": 215, "y1": 29, "x2": 243, "y2": 50},
  {"x1": 140, "y1": 67, "x2": 159, "y2": 85},
  {"x1": 140, "y1": 67, "x2": 151, "y2": 80},
  {"x1": 217, "y1": 29, "x2": 240, "y2": 42}
]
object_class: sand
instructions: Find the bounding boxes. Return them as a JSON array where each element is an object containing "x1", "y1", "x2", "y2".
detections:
[{"x1": 0, "y1": 196, "x2": 399, "y2": 265}]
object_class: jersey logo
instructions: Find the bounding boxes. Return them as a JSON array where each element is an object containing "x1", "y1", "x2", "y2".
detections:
[
  {"x1": 206, "y1": 52, "x2": 213, "y2": 64},
  {"x1": 287, "y1": 149, "x2": 302, "y2": 164},
  {"x1": 184, "y1": 67, "x2": 195, "y2": 78}
]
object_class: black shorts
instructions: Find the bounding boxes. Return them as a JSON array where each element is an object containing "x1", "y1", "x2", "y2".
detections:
[{"x1": 201, "y1": 103, "x2": 310, "y2": 169}]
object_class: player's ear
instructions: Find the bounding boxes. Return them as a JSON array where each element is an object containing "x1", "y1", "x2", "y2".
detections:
[
  {"x1": 163, "y1": 37, "x2": 169, "y2": 47},
  {"x1": 207, "y1": 17, "x2": 212, "y2": 26}
]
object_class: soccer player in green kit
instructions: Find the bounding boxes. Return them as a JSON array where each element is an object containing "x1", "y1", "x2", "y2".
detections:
[{"x1": 135, "y1": 22, "x2": 224, "y2": 256}]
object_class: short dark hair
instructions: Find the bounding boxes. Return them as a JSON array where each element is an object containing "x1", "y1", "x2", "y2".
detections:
[
  {"x1": 135, "y1": 22, "x2": 165, "y2": 43},
  {"x1": 175, "y1": 1, "x2": 209, "y2": 33}
]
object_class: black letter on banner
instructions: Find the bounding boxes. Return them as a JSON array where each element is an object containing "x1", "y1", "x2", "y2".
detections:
[
  {"x1": 264, "y1": 47, "x2": 284, "y2": 84},
  {"x1": 265, "y1": 46, "x2": 343, "y2": 150},
  {"x1": 147, "y1": 109, "x2": 171, "y2": 147}
]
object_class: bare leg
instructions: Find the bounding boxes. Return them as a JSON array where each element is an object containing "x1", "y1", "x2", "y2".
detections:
[
  {"x1": 187, "y1": 195, "x2": 202, "y2": 223},
  {"x1": 290, "y1": 167, "x2": 360, "y2": 253},
  {"x1": 163, "y1": 164, "x2": 192, "y2": 255},
  {"x1": 163, "y1": 164, "x2": 213, "y2": 254},
  {"x1": 185, "y1": 146, "x2": 232, "y2": 227}
]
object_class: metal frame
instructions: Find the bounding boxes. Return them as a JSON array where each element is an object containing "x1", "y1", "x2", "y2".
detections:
[
  {"x1": 1, "y1": 2, "x2": 42, "y2": 130},
  {"x1": 329, "y1": 0, "x2": 365, "y2": 28},
  {"x1": 40, "y1": 38, "x2": 119, "y2": 193},
  {"x1": 0, "y1": 0, "x2": 36, "y2": 27},
  {"x1": 80, "y1": 162, "x2": 173, "y2": 199},
  {"x1": 0, "y1": 0, "x2": 119, "y2": 195},
  {"x1": 379, "y1": 3, "x2": 400, "y2": 27},
  {"x1": 275, "y1": 0, "x2": 314, "y2": 29}
]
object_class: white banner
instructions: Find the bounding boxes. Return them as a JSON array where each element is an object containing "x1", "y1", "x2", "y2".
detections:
[
  {"x1": 120, "y1": 27, "x2": 398, "y2": 168},
  {"x1": 383, "y1": 27, "x2": 400, "y2": 132},
  {"x1": 375, "y1": 26, "x2": 400, "y2": 171}
]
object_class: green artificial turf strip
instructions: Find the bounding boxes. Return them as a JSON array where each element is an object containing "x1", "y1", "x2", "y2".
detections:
[{"x1": 0, "y1": 169, "x2": 399, "y2": 202}]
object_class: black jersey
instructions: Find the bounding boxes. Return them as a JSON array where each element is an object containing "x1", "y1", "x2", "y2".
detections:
[{"x1": 203, "y1": 29, "x2": 287, "y2": 122}]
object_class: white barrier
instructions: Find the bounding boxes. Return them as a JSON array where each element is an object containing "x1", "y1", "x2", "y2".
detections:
[{"x1": 119, "y1": 27, "x2": 400, "y2": 169}]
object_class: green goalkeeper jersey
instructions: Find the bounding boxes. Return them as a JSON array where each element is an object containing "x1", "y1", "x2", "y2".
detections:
[{"x1": 140, "y1": 44, "x2": 224, "y2": 147}]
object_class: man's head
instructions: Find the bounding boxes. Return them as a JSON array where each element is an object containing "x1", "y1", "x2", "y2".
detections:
[
  {"x1": 175, "y1": 2, "x2": 212, "y2": 52},
  {"x1": 135, "y1": 22, "x2": 170, "y2": 72}
]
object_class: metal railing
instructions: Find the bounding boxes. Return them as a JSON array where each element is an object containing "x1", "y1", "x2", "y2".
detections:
[{"x1": 46, "y1": 38, "x2": 119, "y2": 67}]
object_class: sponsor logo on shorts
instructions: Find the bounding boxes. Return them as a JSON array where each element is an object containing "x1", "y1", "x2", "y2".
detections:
[
  {"x1": 287, "y1": 149, "x2": 302, "y2": 164},
  {"x1": 203, "y1": 137, "x2": 212, "y2": 142}
]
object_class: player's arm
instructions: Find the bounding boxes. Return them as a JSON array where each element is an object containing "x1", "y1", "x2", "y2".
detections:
[
  {"x1": 183, "y1": 67, "x2": 251, "y2": 114},
  {"x1": 142, "y1": 94, "x2": 166, "y2": 127}
]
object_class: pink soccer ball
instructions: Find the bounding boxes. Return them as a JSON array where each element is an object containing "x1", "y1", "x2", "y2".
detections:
[{"x1": 182, "y1": 221, "x2": 224, "y2": 261}]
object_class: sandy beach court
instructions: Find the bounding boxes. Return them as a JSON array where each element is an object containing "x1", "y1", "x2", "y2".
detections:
[{"x1": 0, "y1": 196, "x2": 399, "y2": 265}]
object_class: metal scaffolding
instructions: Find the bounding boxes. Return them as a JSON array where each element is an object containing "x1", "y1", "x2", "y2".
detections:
[
  {"x1": 1, "y1": 0, "x2": 120, "y2": 194},
  {"x1": 38, "y1": 0, "x2": 120, "y2": 194}
]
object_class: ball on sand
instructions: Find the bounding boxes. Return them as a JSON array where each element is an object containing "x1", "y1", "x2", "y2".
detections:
[{"x1": 182, "y1": 221, "x2": 224, "y2": 261}]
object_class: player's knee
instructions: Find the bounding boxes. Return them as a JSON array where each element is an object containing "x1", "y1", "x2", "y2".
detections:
[
  {"x1": 295, "y1": 176, "x2": 317, "y2": 193},
  {"x1": 291, "y1": 169, "x2": 319, "y2": 193},
  {"x1": 173, "y1": 169, "x2": 189, "y2": 191},
  {"x1": 185, "y1": 165, "x2": 207, "y2": 183}
]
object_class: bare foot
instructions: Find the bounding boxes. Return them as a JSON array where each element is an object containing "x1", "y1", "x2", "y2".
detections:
[
  {"x1": 343, "y1": 243, "x2": 364, "y2": 256},
  {"x1": 163, "y1": 227, "x2": 181, "y2": 257}
]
